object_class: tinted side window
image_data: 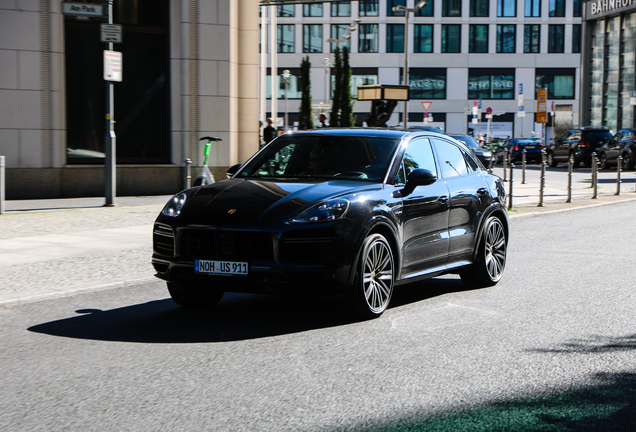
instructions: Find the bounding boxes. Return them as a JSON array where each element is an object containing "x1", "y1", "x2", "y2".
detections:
[
  {"x1": 397, "y1": 138, "x2": 437, "y2": 184},
  {"x1": 433, "y1": 139, "x2": 469, "y2": 178}
]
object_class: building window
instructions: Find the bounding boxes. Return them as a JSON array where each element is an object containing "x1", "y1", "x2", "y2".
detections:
[
  {"x1": 497, "y1": 0, "x2": 516, "y2": 16},
  {"x1": 468, "y1": 68, "x2": 515, "y2": 99},
  {"x1": 266, "y1": 68, "x2": 302, "y2": 99},
  {"x1": 415, "y1": 0, "x2": 434, "y2": 16},
  {"x1": 350, "y1": 68, "x2": 379, "y2": 99},
  {"x1": 359, "y1": 24, "x2": 379, "y2": 53},
  {"x1": 470, "y1": 0, "x2": 489, "y2": 16},
  {"x1": 549, "y1": 0, "x2": 564, "y2": 17},
  {"x1": 330, "y1": 24, "x2": 351, "y2": 52},
  {"x1": 303, "y1": 24, "x2": 323, "y2": 53},
  {"x1": 535, "y1": 68, "x2": 575, "y2": 99},
  {"x1": 442, "y1": 0, "x2": 462, "y2": 17},
  {"x1": 409, "y1": 68, "x2": 447, "y2": 99},
  {"x1": 303, "y1": 4, "x2": 323, "y2": 17},
  {"x1": 524, "y1": 0, "x2": 540, "y2": 17},
  {"x1": 388, "y1": 0, "x2": 406, "y2": 16},
  {"x1": 331, "y1": 1, "x2": 351, "y2": 17},
  {"x1": 572, "y1": 24, "x2": 581, "y2": 53},
  {"x1": 359, "y1": 0, "x2": 379, "y2": 16},
  {"x1": 497, "y1": 24, "x2": 516, "y2": 53},
  {"x1": 548, "y1": 24, "x2": 564, "y2": 53},
  {"x1": 414, "y1": 24, "x2": 434, "y2": 53},
  {"x1": 469, "y1": 25, "x2": 489, "y2": 53},
  {"x1": 573, "y1": 0, "x2": 581, "y2": 17},
  {"x1": 278, "y1": 24, "x2": 295, "y2": 53},
  {"x1": 524, "y1": 24, "x2": 540, "y2": 53},
  {"x1": 442, "y1": 24, "x2": 461, "y2": 53},
  {"x1": 387, "y1": 24, "x2": 405, "y2": 53},
  {"x1": 277, "y1": 4, "x2": 294, "y2": 17}
]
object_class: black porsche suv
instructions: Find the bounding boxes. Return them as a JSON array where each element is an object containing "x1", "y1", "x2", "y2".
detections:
[{"x1": 546, "y1": 127, "x2": 613, "y2": 168}]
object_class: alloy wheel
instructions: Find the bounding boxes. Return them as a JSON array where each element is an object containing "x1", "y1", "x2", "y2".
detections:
[
  {"x1": 362, "y1": 237, "x2": 394, "y2": 314},
  {"x1": 484, "y1": 218, "x2": 506, "y2": 282}
]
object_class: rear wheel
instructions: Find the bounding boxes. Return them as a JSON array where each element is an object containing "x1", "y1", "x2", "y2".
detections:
[
  {"x1": 460, "y1": 216, "x2": 507, "y2": 288},
  {"x1": 167, "y1": 282, "x2": 224, "y2": 309},
  {"x1": 621, "y1": 152, "x2": 634, "y2": 170},
  {"x1": 346, "y1": 234, "x2": 394, "y2": 320},
  {"x1": 570, "y1": 152, "x2": 580, "y2": 168},
  {"x1": 598, "y1": 152, "x2": 609, "y2": 170},
  {"x1": 547, "y1": 151, "x2": 558, "y2": 167}
]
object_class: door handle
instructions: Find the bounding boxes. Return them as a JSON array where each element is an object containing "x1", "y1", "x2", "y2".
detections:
[
  {"x1": 437, "y1": 196, "x2": 448, "y2": 204},
  {"x1": 477, "y1": 188, "x2": 488, "y2": 196}
]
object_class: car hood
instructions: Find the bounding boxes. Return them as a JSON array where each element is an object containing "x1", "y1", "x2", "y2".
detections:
[{"x1": 182, "y1": 178, "x2": 381, "y2": 224}]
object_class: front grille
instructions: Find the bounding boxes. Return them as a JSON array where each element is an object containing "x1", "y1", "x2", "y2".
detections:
[
  {"x1": 179, "y1": 229, "x2": 274, "y2": 260},
  {"x1": 153, "y1": 224, "x2": 175, "y2": 256},
  {"x1": 279, "y1": 235, "x2": 338, "y2": 264}
]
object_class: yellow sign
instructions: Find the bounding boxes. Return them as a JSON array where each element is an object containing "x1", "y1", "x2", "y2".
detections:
[{"x1": 536, "y1": 88, "x2": 547, "y2": 123}]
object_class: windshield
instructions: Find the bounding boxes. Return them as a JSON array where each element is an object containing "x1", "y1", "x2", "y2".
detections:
[
  {"x1": 236, "y1": 134, "x2": 401, "y2": 182},
  {"x1": 450, "y1": 136, "x2": 480, "y2": 149}
]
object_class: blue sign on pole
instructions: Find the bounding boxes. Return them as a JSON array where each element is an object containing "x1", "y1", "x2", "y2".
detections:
[
  {"x1": 478, "y1": 98, "x2": 482, "y2": 109},
  {"x1": 632, "y1": 90, "x2": 636, "y2": 97},
  {"x1": 519, "y1": 83, "x2": 523, "y2": 95}
]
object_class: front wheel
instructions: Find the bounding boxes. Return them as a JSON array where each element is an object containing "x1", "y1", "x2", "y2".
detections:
[
  {"x1": 570, "y1": 152, "x2": 581, "y2": 168},
  {"x1": 346, "y1": 234, "x2": 394, "y2": 320},
  {"x1": 547, "y1": 152, "x2": 558, "y2": 168},
  {"x1": 621, "y1": 153, "x2": 634, "y2": 170},
  {"x1": 598, "y1": 152, "x2": 609, "y2": 170},
  {"x1": 460, "y1": 216, "x2": 507, "y2": 288},
  {"x1": 167, "y1": 282, "x2": 224, "y2": 309}
]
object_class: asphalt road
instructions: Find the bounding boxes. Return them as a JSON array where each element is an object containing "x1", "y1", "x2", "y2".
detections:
[{"x1": 1, "y1": 200, "x2": 636, "y2": 431}]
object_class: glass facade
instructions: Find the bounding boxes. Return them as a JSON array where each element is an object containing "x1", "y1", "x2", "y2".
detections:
[
  {"x1": 605, "y1": 16, "x2": 621, "y2": 131},
  {"x1": 409, "y1": 69, "x2": 447, "y2": 99},
  {"x1": 535, "y1": 68, "x2": 575, "y2": 99},
  {"x1": 621, "y1": 14, "x2": 636, "y2": 128},
  {"x1": 590, "y1": 20, "x2": 605, "y2": 126},
  {"x1": 469, "y1": 68, "x2": 515, "y2": 99}
]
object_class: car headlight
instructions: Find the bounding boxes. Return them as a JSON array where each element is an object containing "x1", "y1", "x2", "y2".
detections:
[
  {"x1": 161, "y1": 193, "x2": 187, "y2": 217},
  {"x1": 290, "y1": 198, "x2": 350, "y2": 223}
]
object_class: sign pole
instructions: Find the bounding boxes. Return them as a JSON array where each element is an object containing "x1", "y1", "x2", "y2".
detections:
[{"x1": 104, "y1": 0, "x2": 116, "y2": 206}]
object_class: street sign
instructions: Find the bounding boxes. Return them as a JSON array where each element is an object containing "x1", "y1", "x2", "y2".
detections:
[
  {"x1": 519, "y1": 83, "x2": 523, "y2": 95},
  {"x1": 421, "y1": 101, "x2": 432, "y2": 112},
  {"x1": 518, "y1": 94, "x2": 524, "y2": 106},
  {"x1": 486, "y1": 107, "x2": 493, "y2": 115},
  {"x1": 631, "y1": 91, "x2": 636, "y2": 105},
  {"x1": 536, "y1": 88, "x2": 547, "y2": 123},
  {"x1": 104, "y1": 50, "x2": 122, "y2": 82},
  {"x1": 101, "y1": 24, "x2": 122, "y2": 44},
  {"x1": 473, "y1": 99, "x2": 478, "y2": 107},
  {"x1": 62, "y1": 2, "x2": 104, "y2": 17},
  {"x1": 478, "y1": 98, "x2": 482, "y2": 109}
]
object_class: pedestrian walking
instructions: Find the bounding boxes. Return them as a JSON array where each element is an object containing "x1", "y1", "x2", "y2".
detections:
[
  {"x1": 263, "y1": 118, "x2": 277, "y2": 144},
  {"x1": 318, "y1": 113, "x2": 329, "y2": 128}
]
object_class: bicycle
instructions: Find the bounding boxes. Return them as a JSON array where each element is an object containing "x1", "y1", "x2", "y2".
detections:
[{"x1": 194, "y1": 136, "x2": 222, "y2": 186}]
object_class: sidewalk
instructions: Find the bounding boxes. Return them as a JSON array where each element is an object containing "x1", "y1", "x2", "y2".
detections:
[{"x1": 1, "y1": 183, "x2": 635, "y2": 307}]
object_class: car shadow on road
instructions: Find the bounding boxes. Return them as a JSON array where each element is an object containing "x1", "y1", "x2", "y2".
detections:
[{"x1": 28, "y1": 277, "x2": 475, "y2": 344}]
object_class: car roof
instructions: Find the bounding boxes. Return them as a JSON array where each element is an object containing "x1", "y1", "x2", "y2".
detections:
[{"x1": 285, "y1": 127, "x2": 449, "y2": 140}]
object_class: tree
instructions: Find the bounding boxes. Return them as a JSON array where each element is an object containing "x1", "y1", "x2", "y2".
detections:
[
  {"x1": 340, "y1": 46, "x2": 355, "y2": 127},
  {"x1": 298, "y1": 56, "x2": 314, "y2": 129},
  {"x1": 330, "y1": 47, "x2": 342, "y2": 127}
]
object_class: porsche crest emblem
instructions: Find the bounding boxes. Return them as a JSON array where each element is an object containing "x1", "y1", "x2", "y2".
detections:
[{"x1": 228, "y1": 209, "x2": 237, "y2": 214}]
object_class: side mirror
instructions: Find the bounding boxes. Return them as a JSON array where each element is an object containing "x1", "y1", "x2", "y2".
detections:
[
  {"x1": 226, "y1": 163, "x2": 242, "y2": 179},
  {"x1": 398, "y1": 169, "x2": 437, "y2": 197}
]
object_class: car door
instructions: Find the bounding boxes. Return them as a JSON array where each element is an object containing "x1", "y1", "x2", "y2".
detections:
[
  {"x1": 554, "y1": 130, "x2": 572, "y2": 160},
  {"x1": 397, "y1": 138, "x2": 451, "y2": 279},
  {"x1": 432, "y1": 138, "x2": 490, "y2": 265},
  {"x1": 606, "y1": 131, "x2": 622, "y2": 162}
]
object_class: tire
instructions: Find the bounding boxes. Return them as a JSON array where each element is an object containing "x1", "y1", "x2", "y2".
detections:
[
  {"x1": 547, "y1": 151, "x2": 558, "y2": 168},
  {"x1": 460, "y1": 216, "x2": 507, "y2": 288},
  {"x1": 598, "y1": 152, "x2": 609, "y2": 170},
  {"x1": 167, "y1": 282, "x2": 224, "y2": 309},
  {"x1": 346, "y1": 234, "x2": 394, "y2": 320},
  {"x1": 570, "y1": 152, "x2": 580, "y2": 168},
  {"x1": 621, "y1": 153, "x2": 634, "y2": 170}
]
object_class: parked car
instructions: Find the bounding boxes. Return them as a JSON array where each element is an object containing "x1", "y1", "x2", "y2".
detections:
[
  {"x1": 597, "y1": 129, "x2": 636, "y2": 170},
  {"x1": 494, "y1": 138, "x2": 544, "y2": 164},
  {"x1": 446, "y1": 134, "x2": 492, "y2": 166},
  {"x1": 152, "y1": 129, "x2": 509, "y2": 319},
  {"x1": 407, "y1": 125, "x2": 444, "y2": 133},
  {"x1": 546, "y1": 127, "x2": 613, "y2": 168}
]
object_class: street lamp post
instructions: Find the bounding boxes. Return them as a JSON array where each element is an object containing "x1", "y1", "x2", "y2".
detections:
[
  {"x1": 322, "y1": 57, "x2": 331, "y2": 105},
  {"x1": 392, "y1": 0, "x2": 427, "y2": 128},
  {"x1": 282, "y1": 69, "x2": 291, "y2": 131}
]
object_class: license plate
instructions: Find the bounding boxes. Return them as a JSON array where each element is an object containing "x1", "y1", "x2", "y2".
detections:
[
  {"x1": 525, "y1": 145, "x2": 537, "y2": 149},
  {"x1": 195, "y1": 260, "x2": 248, "y2": 276}
]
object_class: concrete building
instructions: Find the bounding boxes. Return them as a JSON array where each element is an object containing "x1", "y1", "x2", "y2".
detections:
[
  {"x1": 580, "y1": 0, "x2": 636, "y2": 131},
  {"x1": 0, "y1": 0, "x2": 260, "y2": 199},
  {"x1": 264, "y1": 0, "x2": 583, "y2": 139}
]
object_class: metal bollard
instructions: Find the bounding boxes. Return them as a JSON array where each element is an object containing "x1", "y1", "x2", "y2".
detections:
[
  {"x1": 508, "y1": 163, "x2": 514, "y2": 209},
  {"x1": 185, "y1": 158, "x2": 192, "y2": 189},
  {"x1": 521, "y1": 149, "x2": 527, "y2": 184},
  {"x1": 566, "y1": 157, "x2": 573, "y2": 203},
  {"x1": 488, "y1": 153, "x2": 494, "y2": 174},
  {"x1": 0, "y1": 155, "x2": 5, "y2": 214},
  {"x1": 592, "y1": 152, "x2": 598, "y2": 199},
  {"x1": 503, "y1": 149, "x2": 508, "y2": 182},
  {"x1": 538, "y1": 155, "x2": 546, "y2": 207},
  {"x1": 616, "y1": 155, "x2": 622, "y2": 196}
]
